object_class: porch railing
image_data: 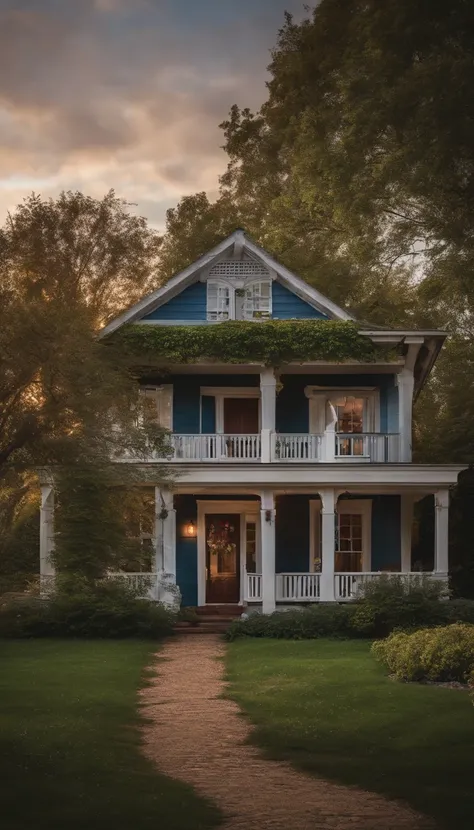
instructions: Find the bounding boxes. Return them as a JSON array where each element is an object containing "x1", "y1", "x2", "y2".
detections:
[
  {"x1": 276, "y1": 572, "x2": 321, "y2": 602},
  {"x1": 244, "y1": 571, "x2": 448, "y2": 605},
  {"x1": 335, "y1": 433, "x2": 400, "y2": 462},
  {"x1": 272, "y1": 433, "x2": 323, "y2": 461},
  {"x1": 245, "y1": 573, "x2": 263, "y2": 601},
  {"x1": 170, "y1": 433, "x2": 261, "y2": 461}
]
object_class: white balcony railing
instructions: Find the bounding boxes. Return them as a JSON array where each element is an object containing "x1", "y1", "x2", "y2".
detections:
[
  {"x1": 335, "y1": 433, "x2": 400, "y2": 462},
  {"x1": 272, "y1": 433, "x2": 323, "y2": 461},
  {"x1": 276, "y1": 572, "x2": 321, "y2": 602},
  {"x1": 170, "y1": 433, "x2": 261, "y2": 461}
]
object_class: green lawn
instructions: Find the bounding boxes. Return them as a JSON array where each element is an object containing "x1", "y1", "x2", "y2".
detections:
[
  {"x1": 0, "y1": 640, "x2": 221, "y2": 830},
  {"x1": 226, "y1": 639, "x2": 474, "y2": 830}
]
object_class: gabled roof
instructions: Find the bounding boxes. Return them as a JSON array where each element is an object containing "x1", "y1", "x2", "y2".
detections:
[{"x1": 99, "y1": 229, "x2": 354, "y2": 338}]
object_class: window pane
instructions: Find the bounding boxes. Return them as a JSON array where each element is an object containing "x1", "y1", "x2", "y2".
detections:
[{"x1": 334, "y1": 397, "x2": 364, "y2": 433}]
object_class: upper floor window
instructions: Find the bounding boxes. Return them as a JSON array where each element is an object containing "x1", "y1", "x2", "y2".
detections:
[
  {"x1": 206, "y1": 278, "x2": 272, "y2": 321},
  {"x1": 139, "y1": 385, "x2": 173, "y2": 429}
]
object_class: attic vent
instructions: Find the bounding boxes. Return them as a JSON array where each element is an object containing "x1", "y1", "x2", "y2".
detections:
[{"x1": 209, "y1": 259, "x2": 269, "y2": 279}]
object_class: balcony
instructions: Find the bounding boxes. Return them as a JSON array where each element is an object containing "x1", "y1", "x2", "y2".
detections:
[{"x1": 157, "y1": 431, "x2": 400, "y2": 463}]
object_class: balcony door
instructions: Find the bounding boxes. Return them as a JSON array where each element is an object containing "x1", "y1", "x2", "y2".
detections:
[{"x1": 223, "y1": 398, "x2": 259, "y2": 434}]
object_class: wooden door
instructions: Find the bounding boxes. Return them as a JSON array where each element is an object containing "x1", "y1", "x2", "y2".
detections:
[
  {"x1": 205, "y1": 514, "x2": 240, "y2": 603},
  {"x1": 224, "y1": 398, "x2": 259, "y2": 434}
]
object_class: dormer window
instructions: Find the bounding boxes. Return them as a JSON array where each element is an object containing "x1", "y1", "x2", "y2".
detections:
[
  {"x1": 206, "y1": 277, "x2": 272, "y2": 321},
  {"x1": 206, "y1": 280, "x2": 231, "y2": 321}
]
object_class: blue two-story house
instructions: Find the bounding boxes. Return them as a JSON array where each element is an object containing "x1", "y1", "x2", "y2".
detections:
[{"x1": 39, "y1": 230, "x2": 463, "y2": 611}]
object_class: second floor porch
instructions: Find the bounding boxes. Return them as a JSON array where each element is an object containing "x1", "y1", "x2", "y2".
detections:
[
  {"x1": 158, "y1": 430, "x2": 401, "y2": 463},
  {"x1": 133, "y1": 365, "x2": 408, "y2": 464}
]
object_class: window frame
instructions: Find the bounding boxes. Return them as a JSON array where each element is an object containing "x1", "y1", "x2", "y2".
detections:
[
  {"x1": 305, "y1": 387, "x2": 380, "y2": 434},
  {"x1": 206, "y1": 278, "x2": 272, "y2": 321},
  {"x1": 139, "y1": 385, "x2": 173, "y2": 430},
  {"x1": 309, "y1": 498, "x2": 372, "y2": 573}
]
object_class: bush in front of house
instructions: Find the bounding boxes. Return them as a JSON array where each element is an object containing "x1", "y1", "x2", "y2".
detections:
[
  {"x1": 225, "y1": 604, "x2": 357, "y2": 641},
  {"x1": 0, "y1": 578, "x2": 176, "y2": 639},
  {"x1": 350, "y1": 575, "x2": 447, "y2": 638},
  {"x1": 372, "y1": 623, "x2": 474, "y2": 683},
  {"x1": 226, "y1": 579, "x2": 474, "y2": 641}
]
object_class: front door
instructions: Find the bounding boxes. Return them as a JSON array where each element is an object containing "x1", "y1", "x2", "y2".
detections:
[
  {"x1": 224, "y1": 397, "x2": 259, "y2": 434},
  {"x1": 205, "y1": 513, "x2": 240, "y2": 603}
]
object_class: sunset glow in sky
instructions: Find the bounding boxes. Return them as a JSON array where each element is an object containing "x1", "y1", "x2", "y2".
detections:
[{"x1": 0, "y1": 0, "x2": 305, "y2": 228}]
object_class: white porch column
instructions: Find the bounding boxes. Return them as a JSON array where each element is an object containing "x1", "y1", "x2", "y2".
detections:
[
  {"x1": 434, "y1": 489, "x2": 450, "y2": 574},
  {"x1": 397, "y1": 339, "x2": 422, "y2": 463},
  {"x1": 157, "y1": 488, "x2": 176, "y2": 578},
  {"x1": 400, "y1": 495, "x2": 415, "y2": 573},
  {"x1": 260, "y1": 490, "x2": 276, "y2": 613},
  {"x1": 40, "y1": 485, "x2": 55, "y2": 578},
  {"x1": 260, "y1": 368, "x2": 277, "y2": 463},
  {"x1": 320, "y1": 488, "x2": 336, "y2": 602},
  {"x1": 397, "y1": 369, "x2": 414, "y2": 463}
]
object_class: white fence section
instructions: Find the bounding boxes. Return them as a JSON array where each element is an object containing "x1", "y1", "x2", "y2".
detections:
[
  {"x1": 335, "y1": 433, "x2": 400, "y2": 462},
  {"x1": 272, "y1": 433, "x2": 323, "y2": 461},
  {"x1": 170, "y1": 433, "x2": 261, "y2": 461},
  {"x1": 276, "y1": 572, "x2": 321, "y2": 602},
  {"x1": 245, "y1": 573, "x2": 263, "y2": 601}
]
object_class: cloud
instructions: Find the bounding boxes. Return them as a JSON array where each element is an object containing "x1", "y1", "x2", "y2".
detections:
[{"x1": 0, "y1": 0, "x2": 306, "y2": 228}]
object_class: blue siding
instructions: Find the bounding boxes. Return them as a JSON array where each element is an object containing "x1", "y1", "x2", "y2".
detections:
[
  {"x1": 371, "y1": 496, "x2": 401, "y2": 570},
  {"x1": 201, "y1": 396, "x2": 216, "y2": 432},
  {"x1": 272, "y1": 281, "x2": 328, "y2": 319},
  {"x1": 176, "y1": 496, "x2": 198, "y2": 606},
  {"x1": 142, "y1": 282, "x2": 207, "y2": 321},
  {"x1": 276, "y1": 496, "x2": 311, "y2": 571},
  {"x1": 276, "y1": 377, "x2": 309, "y2": 432}
]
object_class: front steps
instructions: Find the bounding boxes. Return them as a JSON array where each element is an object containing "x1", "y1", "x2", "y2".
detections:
[{"x1": 174, "y1": 605, "x2": 242, "y2": 635}]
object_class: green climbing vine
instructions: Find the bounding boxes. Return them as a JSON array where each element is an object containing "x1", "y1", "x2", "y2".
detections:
[{"x1": 111, "y1": 320, "x2": 392, "y2": 366}]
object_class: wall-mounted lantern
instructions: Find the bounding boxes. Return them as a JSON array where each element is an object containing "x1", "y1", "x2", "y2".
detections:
[{"x1": 185, "y1": 520, "x2": 196, "y2": 537}]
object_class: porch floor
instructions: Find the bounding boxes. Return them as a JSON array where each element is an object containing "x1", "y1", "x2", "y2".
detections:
[{"x1": 140, "y1": 636, "x2": 427, "y2": 830}]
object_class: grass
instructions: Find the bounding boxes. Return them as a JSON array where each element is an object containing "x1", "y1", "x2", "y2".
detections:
[
  {"x1": 226, "y1": 638, "x2": 474, "y2": 830},
  {"x1": 0, "y1": 640, "x2": 221, "y2": 830}
]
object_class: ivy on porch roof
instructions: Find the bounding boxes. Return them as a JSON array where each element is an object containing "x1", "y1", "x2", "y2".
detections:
[{"x1": 110, "y1": 320, "x2": 392, "y2": 366}]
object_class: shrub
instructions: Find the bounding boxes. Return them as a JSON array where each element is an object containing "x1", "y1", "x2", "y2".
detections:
[
  {"x1": 351, "y1": 575, "x2": 446, "y2": 638},
  {"x1": 225, "y1": 604, "x2": 356, "y2": 641},
  {"x1": 0, "y1": 579, "x2": 176, "y2": 639},
  {"x1": 372, "y1": 624, "x2": 474, "y2": 683}
]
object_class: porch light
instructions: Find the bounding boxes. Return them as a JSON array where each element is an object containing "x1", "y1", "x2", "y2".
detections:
[{"x1": 185, "y1": 520, "x2": 196, "y2": 537}]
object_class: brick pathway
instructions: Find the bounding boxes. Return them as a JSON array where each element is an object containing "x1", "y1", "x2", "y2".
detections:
[{"x1": 140, "y1": 635, "x2": 432, "y2": 830}]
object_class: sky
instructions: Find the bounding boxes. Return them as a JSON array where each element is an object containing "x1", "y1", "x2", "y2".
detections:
[{"x1": 0, "y1": 0, "x2": 306, "y2": 229}]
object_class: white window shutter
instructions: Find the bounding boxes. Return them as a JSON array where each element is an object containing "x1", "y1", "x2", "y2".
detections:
[
  {"x1": 243, "y1": 280, "x2": 272, "y2": 320},
  {"x1": 207, "y1": 280, "x2": 230, "y2": 321},
  {"x1": 139, "y1": 385, "x2": 173, "y2": 429}
]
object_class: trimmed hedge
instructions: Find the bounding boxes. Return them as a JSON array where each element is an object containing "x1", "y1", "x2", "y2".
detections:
[
  {"x1": 372, "y1": 624, "x2": 474, "y2": 683},
  {"x1": 225, "y1": 604, "x2": 356, "y2": 641},
  {"x1": 0, "y1": 580, "x2": 176, "y2": 639},
  {"x1": 225, "y1": 579, "x2": 474, "y2": 642}
]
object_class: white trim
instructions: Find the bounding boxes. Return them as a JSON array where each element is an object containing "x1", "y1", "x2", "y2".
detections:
[
  {"x1": 118, "y1": 463, "x2": 465, "y2": 488},
  {"x1": 196, "y1": 499, "x2": 259, "y2": 606},
  {"x1": 99, "y1": 229, "x2": 354, "y2": 338},
  {"x1": 310, "y1": 498, "x2": 372, "y2": 572}
]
